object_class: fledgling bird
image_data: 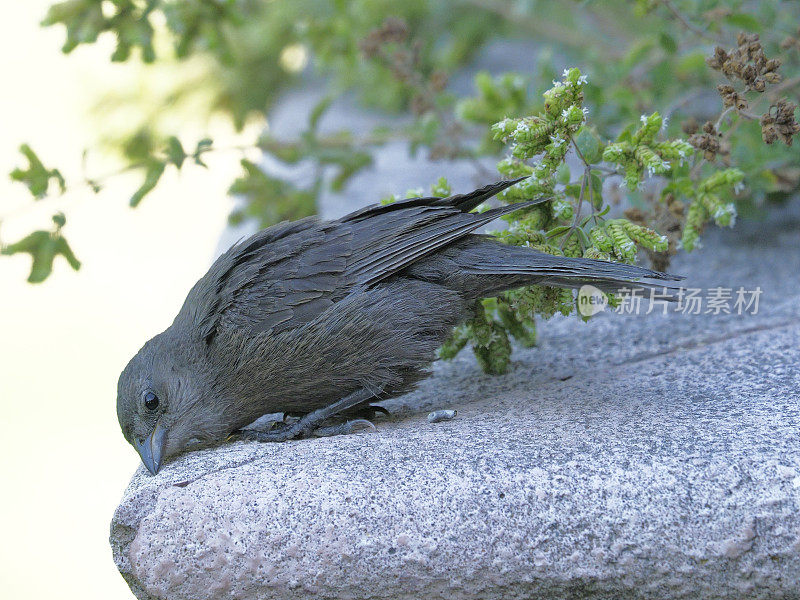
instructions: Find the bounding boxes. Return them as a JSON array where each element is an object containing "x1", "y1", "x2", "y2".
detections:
[{"x1": 117, "y1": 179, "x2": 680, "y2": 474}]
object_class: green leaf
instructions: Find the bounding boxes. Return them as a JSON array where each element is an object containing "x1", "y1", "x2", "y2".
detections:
[
  {"x1": 331, "y1": 152, "x2": 372, "y2": 191},
  {"x1": 130, "y1": 160, "x2": 166, "y2": 207},
  {"x1": 616, "y1": 123, "x2": 637, "y2": 144},
  {"x1": 53, "y1": 236, "x2": 81, "y2": 270},
  {"x1": 309, "y1": 96, "x2": 334, "y2": 132},
  {"x1": 556, "y1": 163, "x2": 571, "y2": 185},
  {"x1": 193, "y1": 138, "x2": 213, "y2": 167},
  {"x1": 545, "y1": 225, "x2": 571, "y2": 238},
  {"x1": 589, "y1": 172, "x2": 603, "y2": 208},
  {"x1": 724, "y1": 13, "x2": 762, "y2": 32},
  {"x1": 2, "y1": 230, "x2": 80, "y2": 283},
  {"x1": 676, "y1": 51, "x2": 708, "y2": 77},
  {"x1": 165, "y1": 137, "x2": 186, "y2": 169},
  {"x1": 575, "y1": 226, "x2": 591, "y2": 249},
  {"x1": 658, "y1": 32, "x2": 677, "y2": 54},
  {"x1": 574, "y1": 127, "x2": 604, "y2": 164},
  {"x1": 564, "y1": 184, "x2": 583, "y2": 199},
  {"x1": 229, "y1": 159, "x2": 317, "y2": 226},
  {"x1": 10, "y1": 144, "x2": 66, "y2": 199}
]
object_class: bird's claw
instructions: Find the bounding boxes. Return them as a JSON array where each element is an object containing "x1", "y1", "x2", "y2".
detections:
[
  {"x1": 234, "y1": 418, "x2": 376, "y2": 443},
  {"x1": 234, "y1": 424, "x2": 301, "y2": 443}
]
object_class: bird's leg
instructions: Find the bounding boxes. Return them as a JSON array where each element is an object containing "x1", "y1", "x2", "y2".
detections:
[{"x1": 235, "y1": 387, "x2": 380, "y2": 443}]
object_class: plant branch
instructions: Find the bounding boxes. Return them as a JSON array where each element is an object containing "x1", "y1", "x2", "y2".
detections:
[{"x1": 660, "y1": 0, "x2": 722, "y2": 44}]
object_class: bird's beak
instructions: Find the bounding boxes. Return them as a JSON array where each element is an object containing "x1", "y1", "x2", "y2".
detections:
[{"x1": 135, "y1": 419, "x2": 168, "y2": 475}]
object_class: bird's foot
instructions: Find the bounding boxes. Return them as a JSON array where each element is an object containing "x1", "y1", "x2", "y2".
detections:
[
  {"x1": 235, "y1": 388, "x2": 381, "y2": 444},
  {"x1": 234, "y1": 423, "x2": 302, "y2": 443},
  {"x1": 235, "y1": 418, "x2": 376, "y2": 443}
]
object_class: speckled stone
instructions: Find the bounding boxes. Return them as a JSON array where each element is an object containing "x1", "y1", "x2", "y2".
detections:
[{"x1": 110, "y1": 196, "x2": 800, "y2": 599}]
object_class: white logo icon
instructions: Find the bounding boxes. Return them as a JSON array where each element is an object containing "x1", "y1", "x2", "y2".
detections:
[{"x1": 577, "y1": 285, "x2": 608, "y2": 317}]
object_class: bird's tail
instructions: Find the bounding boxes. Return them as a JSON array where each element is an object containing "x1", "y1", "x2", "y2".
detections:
[{"x1": 451, "y1": 238, "x2": 683, "y2": 299}]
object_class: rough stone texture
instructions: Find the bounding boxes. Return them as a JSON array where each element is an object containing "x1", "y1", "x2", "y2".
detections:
[{"x1": 111, "y1": 195, "x2": 800, "y2": 599}]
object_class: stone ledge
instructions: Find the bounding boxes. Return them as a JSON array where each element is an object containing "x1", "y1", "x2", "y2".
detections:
[{"x1": 111, "y1": 309, "x2": 800, "y2": 599}]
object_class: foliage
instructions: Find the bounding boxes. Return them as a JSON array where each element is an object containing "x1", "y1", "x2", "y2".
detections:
[
  {"x1": 4, "y1": 1, "x2": 800, "y2": 369},
  {"x1": 1, "y1": 213, "x2": 80, "y2": 283}
]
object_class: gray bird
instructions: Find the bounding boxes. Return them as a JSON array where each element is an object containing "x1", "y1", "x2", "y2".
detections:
[{"x1": 117, "y1": 179, "x2": 680, "y2": 474}]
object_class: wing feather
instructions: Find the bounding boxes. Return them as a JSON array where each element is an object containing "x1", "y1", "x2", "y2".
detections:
[{"x1": 180, "y1": 182, "x2": 543, "y2": 341}]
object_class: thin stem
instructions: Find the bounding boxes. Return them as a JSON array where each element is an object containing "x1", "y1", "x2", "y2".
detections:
[
  {"x1": 660, "y1": 0, "x2": 722, "y2": 44},
  {"x1": 714, "y1": 106, "x2": 735, "y2": 132},
  {"x1": 560, "y1": 166, "x2": 588, "y2": 252}
]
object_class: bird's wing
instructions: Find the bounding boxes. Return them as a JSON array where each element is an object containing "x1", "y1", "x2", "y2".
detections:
[
  {"x1": 183, "y1": 180, "x2": 543, "y2": 340},
  {"x1": 341, "y1": 178, "x2": 540, "y2": 286},
  {"x1": 340, "y1": 177, "x2": 526, "y2": 221},
  {"x1": 183, "y1": 217, "x2": 352, "y2": 342}
]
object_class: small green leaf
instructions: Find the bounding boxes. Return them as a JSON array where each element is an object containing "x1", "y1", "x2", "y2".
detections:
[
  {"x1": 589, "y1": 172, "x2": 603, "y2": 208},
  {"x1": 1, "y1": 229, "x2": 80, "y2": 283},
  {"x1": 165, "y1": 137, "x2": 186, "y2": 169},
  {"x1": 309, "y1": 96, "x2": 333, "y2": 132},
  {"x1": 575, "y1": 227, "x2": 591, "y2": 249},
  {"x1": 130, "y1": 160, "x2": 166, "y2": 207},
  {"x1": 658, "y1": 32, "x2": 677, "y2": 54},
  {"x1": 724, "y1": 13, "x2": 762, "y2": 32},
  {"x1": 556, "y1": 163, "x2": 571, "y2": 185},
  {"x1": 193, "y1": 138, "x2": 213, "y2": 167},
  {"x1": 615, "y1": 123, "x2": 637, "y2": 143},
  {"x1": 53, "y1": 236, "x2": 81, "y2": 270},
  {"x1": 545, "y1": 225, "x2": 571, "y2": 238},
  {"x1": 574, "y1": 127, "x2": 604, "y2": 164},
  {"x1": 564, "y1": 184, "x2": 583, "y2": 199},
  {"x1": 10, "y1": 144, "x2": 66, "y2": 199}
]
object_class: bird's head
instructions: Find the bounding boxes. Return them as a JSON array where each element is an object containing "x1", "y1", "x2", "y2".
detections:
[{"x1": 116, "y1": 332, "x2": 221, "y2": 475}]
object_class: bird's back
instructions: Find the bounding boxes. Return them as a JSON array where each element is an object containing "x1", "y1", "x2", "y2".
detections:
[{"x1": 173, "y1": 180, "x2": 533, "y2": 345}]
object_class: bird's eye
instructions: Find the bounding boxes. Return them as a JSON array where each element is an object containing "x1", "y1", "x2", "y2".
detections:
[{"x1": 143, "y1": 391, "x2": 160, "y2": 411}]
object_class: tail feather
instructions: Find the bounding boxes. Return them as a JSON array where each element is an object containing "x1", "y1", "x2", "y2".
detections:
[
  {"x1": 453, "y1": 239, "x2": 684, "y2": 299},
  {"x1": 536, "y1": 274, "x2": 683, "y2": 299}
]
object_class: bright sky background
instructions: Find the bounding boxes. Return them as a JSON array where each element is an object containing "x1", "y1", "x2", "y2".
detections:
[{"x1": 0, "y1": 4, "x2": 255, "y2": 598}]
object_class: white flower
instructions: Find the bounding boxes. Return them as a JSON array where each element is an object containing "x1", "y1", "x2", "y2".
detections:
[
  {"x1": 578, "y1": 75, "x2": 588, "y2": 85},
  {"x1": 734, "y1": 181, "x2": 745, "y2": 194},
  {"x1": 549, "y1": 132, "x2": 565, "y2": 146},
  {"x1": 640, "y1": 114, "x2": 648, "y2": 124},
  {"x1": 662, "y1": 115, "x2": 669, "y2": 130},
  {"x1": 515, "y1": 121, "x2": 530, "y2": 135},
  {"x1": 562, "y1": 68, "x2": 571, "y2": 78}
]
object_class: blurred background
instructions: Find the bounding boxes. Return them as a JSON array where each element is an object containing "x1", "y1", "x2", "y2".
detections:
[{"x1": 1, "y1": 1, "x2": 798, "y2": 598}]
